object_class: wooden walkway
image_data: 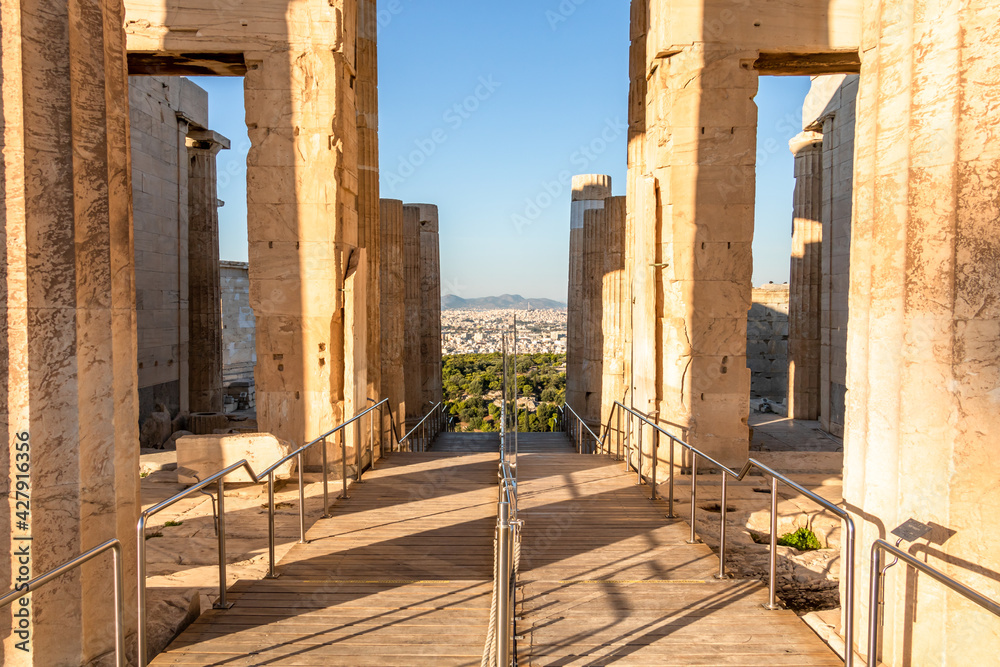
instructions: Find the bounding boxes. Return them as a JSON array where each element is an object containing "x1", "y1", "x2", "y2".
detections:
[
  {"x1": 150, "y1": 432, "x2": 840, "y2": 666},
  {"x1": 515, "y1": 434, "x2": 841, "y2": 666},
  {"x1": 150, "y1": 450, "x2": 498, "y2": 666}
]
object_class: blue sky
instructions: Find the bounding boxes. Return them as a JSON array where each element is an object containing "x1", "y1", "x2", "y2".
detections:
[{"x1": 193, "y1": 1, "x2": 809, "y2": 302}]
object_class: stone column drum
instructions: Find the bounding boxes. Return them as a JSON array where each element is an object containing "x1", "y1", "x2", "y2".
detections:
[
  {"x1": 379, "y1": 199, "x2": 406, "y2": 442},
  {"x1": 1, "y1": 0, "x2": 140, "y2": 662},
  {"x1": 786, "y1": 132, "x2": 823, "y2": 421},
  {"x1": 402, "y1": 206, "x2": 423, "y2": 428},
  {"x1": 357, "y1": 0, "x2": 381, "y2": 455},
  {"x1": 245, "y1": 42, "x2": 361, "y2": 463},
  {"x1": 566, "y1": 175, "x2": 611, "y2": 417},
  {"x1": 187, "y1": 130, "x2": 230, "y2": 414},
  {"x1": 844, "y1": 1, "x2": 1000, "y2": 662},
  {"x1": 639, "y1": 44, "x2": 756, "y2": 466},
  {"x1": 600, "y1": 196, "x2": 628, "y2": 442},
  {"x1": 411, "y1": 204, "x2": 443, "y2": 413},
  {"x1": 582, "y1": 205, "x2": 605, "y2": 428}
]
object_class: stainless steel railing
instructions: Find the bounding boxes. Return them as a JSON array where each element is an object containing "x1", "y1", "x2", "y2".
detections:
[
  {"x1": 484, "y1": 323, "x2": 521, "y2": 667},
  {"x1": 137, "y1": 397, "x2": 398, "y2": 666},
  {"x1": 563, "y1": 402, "x2": 600, "y2": 455},
  {"x1": 492, "y1": 459, "x2": 519, "y2": 666},
  {"x1": 563, "y1": 399, "x2": 858, "y2": 667},
  {"x1": 0, "y1": 539, "x2": 126, "y2": 667},
  {"x1": 398, "y1": 402, "x2": 446, "y2": 452},
  {"x1": 867, "y1": 540, "x2": 1000, "y2": 666}
]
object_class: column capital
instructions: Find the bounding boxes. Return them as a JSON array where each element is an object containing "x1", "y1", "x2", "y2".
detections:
[
  {"x1": 789, "y1": 130, "x2": 823, "y2": 156},
  {"x1": 186, "y1": 128, "x2": 231, "y2": 153}
]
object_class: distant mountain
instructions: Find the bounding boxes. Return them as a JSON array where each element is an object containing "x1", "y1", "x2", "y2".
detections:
[{"x1": 442, "y1": 294, "x2": 566, "y2": 311}]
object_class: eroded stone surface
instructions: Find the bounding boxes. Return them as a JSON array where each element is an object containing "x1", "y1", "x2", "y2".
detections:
[{"x1": 176, "y1": 434, "x2": 297, "y2": 484}]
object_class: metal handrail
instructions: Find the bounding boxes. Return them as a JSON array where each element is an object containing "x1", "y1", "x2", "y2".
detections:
[
  {"x1": 137, "y1": 397, "x2": 396, "y2": 666},
  {"x1": 563, "y1": 402, "x2": 601, "y2": 454},
  {"x1": 486, "y1": 323, "x2": 521, "y2": 667},
  {"x1": 0, "y1": 539, "x2": 125, "y2": 667},
  {"x1": 399, "y1": 401, "x2": 445, "y2": 452},
  {"x1": 867, "y1": 539, "x2": 1000, "y2": 666},
  {"x1": 568, "y1": 399, "x2": 857, "y2": 667}
]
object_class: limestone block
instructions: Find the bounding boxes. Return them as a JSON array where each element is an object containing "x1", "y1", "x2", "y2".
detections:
[{"x1": 176, "y1": 433, "x2": 297, "y2": 484}]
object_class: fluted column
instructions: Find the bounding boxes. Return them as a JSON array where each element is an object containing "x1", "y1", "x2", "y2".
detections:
[
  {"x1": 567, "y1": 175, "x2": 611, "y2": 415},
  {"x1": 402, "y1": 206, "x2": 423, "y2": 427},
  {"x1": 411, "y1": 204, "x2": 443, "y2": 411},
  {"x1": 845, "y1": 1, "x2": 1000, "y2": 662},
  {"x1": 379, "y1": 199, "x2": 406, "y2": 439},
  {"x1": 357, "y1": 0, "x2": 381, "y2": 450},
  {"x1": 187, "y1": 130, "x2": 229, "y2": 413},
  {"x1": 0, "y1": 0, "x2": 139, "y2": 661},
  {"x1": 601, "y1": 196, "x2": 627, "y2": 440},
  {"x1": 582, "y1": 205, "x2": 604, "y2": 427},
  {"x1": 787, "y1": 132, "x2": 823, "y2": 420}
]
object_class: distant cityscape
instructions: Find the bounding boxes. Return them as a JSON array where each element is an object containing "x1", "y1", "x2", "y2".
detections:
[{"x1": 441, "y1": 307, "x2": 567, "y2": 355}]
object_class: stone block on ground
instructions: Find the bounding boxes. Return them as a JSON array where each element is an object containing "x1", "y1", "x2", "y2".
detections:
[
  {"x1": 176, "y1": 433, "x2": 297, "y2": 484},
  {"x1": 145, "y1": 588, "x2": 200, "y2": 663}
]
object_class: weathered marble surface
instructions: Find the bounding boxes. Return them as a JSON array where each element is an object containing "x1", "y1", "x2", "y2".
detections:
[{"x1": 176, "y1": 433, "x2": 296, "y2": 484}]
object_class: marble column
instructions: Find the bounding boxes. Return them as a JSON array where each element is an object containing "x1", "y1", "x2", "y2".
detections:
[
  {"x1": 787, "y1": 132, "x2": 823, "y2": 421},
  {"x1": 245, "y1": 43, "x2": 359, "y2": 463},
  {"x1": 601, "y1": 196, "x2": 627, "y2": 441},
  {"x1": 0, "y1": 0, "x2": 139, "y2": 662},
  {"x1": 845, "y1": 1, "x2": 1000, "y2": 662},
  {"x1": 567, "y1": 175, "x2": 611, "y2": 416},
  {"x1": 582, "y1": 205, "x2": 604, "y2": 427},
  {"x1": 379, "y1": 199, "x2": 406, "y2": 441},
  {"x1": 642, "y1": 46, "x2": 756, "y2": 465},
  {"x1": 411, "y1": 204, "x2": 443, "y2": 411},
  {"x1": 402, "y1": 205, "x2": 423, "y2": 427},
  {"x1": 357, "y1": 0, "x2": 381, "y2": 454},
  {"x1": 187, "y1": 130, "x2": 229, "y2": 414}
]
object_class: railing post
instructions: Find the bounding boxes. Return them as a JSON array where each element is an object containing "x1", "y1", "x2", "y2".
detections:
[
  {"x1": 355, "y1": 420, "x2": 363, "y2": 482},
  {"x1": 716, "y1": 474, "x2": 728, "y2": 579},
  {"x1": 651, "y1": 430, "x2": 658, "y2": 501},
  {"x1": 297, "y1": 452, "x2": 307, "y2": 544},
  {"x1": 497, "y1": 500, "x2": 512, "y2": 667},
  {"x1": 624, "y1": 414, "x2": 632, "y2": 472},
  {"x1": 340, "y1": 430, "x2": 350, "y2": 499},
  {"x1": 369, "y1": 410, "x2": 375, "y2": 470},
  {"x1": 637, "y1": 423, "x2": 643, "y2": 486},
  {"x1": 137, "y1": 517, "x2": 149, "y2": 666},
  {"x1": 322, "y1": 436, "x2": 330, "y2": 518},
  {"x1": 214, "y1": 478, "x2": 233, "y2": 609},
  {"x1": 616, "y1": 407, "x2": 622, "y2": 460},
  {"x1": 765, "y1": 475, "x2": 780, "y2": 610},
  {"x1": 686, "y1": 456, "x2": 699, "y2": 544},
  {"x1": 845, "y1": 520, "x2": 856, "y2": 667},
  {"x1": 267, "y1": 471, "x2": 278, "y2": 578},
  {"x1": 867, "y1": 544, "x2": 884, "y2": 667},
  {"x1": 667, "y1": 435, "x2": 676, "y2": 518},
  {"x1": 112, "y1": 543, "x2": 126, "y2": 667}
]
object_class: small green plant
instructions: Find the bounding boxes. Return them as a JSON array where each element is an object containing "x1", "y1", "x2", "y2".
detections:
[
  {"x1": 164, "y1": 520, "x2": 183, "y2": 527},
  {"x1": 140, "y1": 471, "x2": 150, "y2": 478},
  {"x1": 777, "y1": 527, "x2": 823, "y2": 551}
]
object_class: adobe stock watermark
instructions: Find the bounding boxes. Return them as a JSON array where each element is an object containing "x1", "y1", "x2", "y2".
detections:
[
  {"x1": 546, "y1": 0, "x2": 588, "y2": 30},
  {"x1": 511, "y1": 117, "x2": 627, "y2": 234},
  {"x1": 385, "y1": 76, "x2": 502, "y2": 192}
]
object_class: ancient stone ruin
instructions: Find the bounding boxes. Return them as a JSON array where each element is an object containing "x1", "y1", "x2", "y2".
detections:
[{"x1": 1, "y1": 0, "x2": 998, "y2": 664}]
